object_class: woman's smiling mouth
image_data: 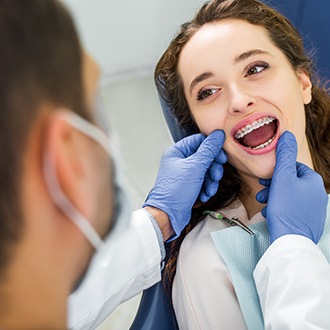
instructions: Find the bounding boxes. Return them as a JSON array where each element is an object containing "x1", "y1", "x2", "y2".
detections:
[{"x1": 233, "y1": 115, "x2": 279, "y2": 153}]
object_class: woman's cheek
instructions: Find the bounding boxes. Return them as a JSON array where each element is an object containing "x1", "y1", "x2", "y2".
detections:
[
  {"x1": 194, "y1": 111, "x2": 228, "y2": 136},
  {"x1": 222, "y1": 141, "x2": 236, "y2": 166}
]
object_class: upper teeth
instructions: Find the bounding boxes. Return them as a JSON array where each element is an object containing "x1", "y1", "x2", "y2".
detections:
[{"x1": 234, "y1": 116, "x2": 276, "y2": 139}]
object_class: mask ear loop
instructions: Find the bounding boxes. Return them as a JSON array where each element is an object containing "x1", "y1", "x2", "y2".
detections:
[{"x1": 42, "y1": 109, "x2": 111, "y2": 251}]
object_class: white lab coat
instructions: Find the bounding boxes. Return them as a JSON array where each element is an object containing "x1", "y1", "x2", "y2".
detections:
[
  {"x1": 254, "y1": 235, "x2": 330, "y2": 330},
  {"x1": 68, "y1": 209, "x2": 162, "y2": 330}
]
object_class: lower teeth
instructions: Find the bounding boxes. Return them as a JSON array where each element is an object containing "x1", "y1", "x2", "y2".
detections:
[{"x1": 250, "y1": 135, "x2": 275, "y2": 150}]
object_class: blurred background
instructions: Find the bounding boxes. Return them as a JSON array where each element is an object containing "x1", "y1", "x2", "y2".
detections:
[{"x1": 62, "y1": 0, "x2": 330, "y2": 328}]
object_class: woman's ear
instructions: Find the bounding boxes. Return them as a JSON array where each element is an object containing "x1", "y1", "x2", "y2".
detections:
[
  {"x1": 43, "y1": 112, "x2": 94, "y2": 218},
  {"x1": 297, "y1": 69, "x2": 312, "y2": 105}
]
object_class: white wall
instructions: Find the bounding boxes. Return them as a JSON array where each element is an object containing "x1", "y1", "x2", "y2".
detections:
[{"x1": 63, "y1": 0, "x2": 205, "y2": 75}]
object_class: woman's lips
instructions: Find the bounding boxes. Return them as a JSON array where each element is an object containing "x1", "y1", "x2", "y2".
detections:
[{"x1": 232, "y1": 114, "x2": 280, "y2": 155}]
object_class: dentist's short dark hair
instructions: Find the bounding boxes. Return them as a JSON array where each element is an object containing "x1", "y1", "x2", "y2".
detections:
[{"x1": 0, "y1": 0, "x2": 89, "y2": 271}]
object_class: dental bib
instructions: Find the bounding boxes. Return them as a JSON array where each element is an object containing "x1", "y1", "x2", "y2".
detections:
[{"x1": 211, "y1": 199, "x2": 330, "y2": 330}]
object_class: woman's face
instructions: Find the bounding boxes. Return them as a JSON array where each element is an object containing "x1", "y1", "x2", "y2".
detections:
[{"x1": 178, "y1": 19, "x2": 313, "y2": 184}]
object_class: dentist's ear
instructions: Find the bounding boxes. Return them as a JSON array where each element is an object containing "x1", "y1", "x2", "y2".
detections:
[{"x1": 43, "y1": 111, "x2": 95, "y2": 221}]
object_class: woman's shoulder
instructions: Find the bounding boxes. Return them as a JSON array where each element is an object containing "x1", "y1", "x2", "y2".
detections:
[
  {"x1": 178, "y1": 217, "x2": 229, "y2": 270},
  {"x1": 173, "y1": 214, "x2": 248, "y2": 329},
  {"x1": 185, "y1": 216, "x2": 228, "y2": 245}
]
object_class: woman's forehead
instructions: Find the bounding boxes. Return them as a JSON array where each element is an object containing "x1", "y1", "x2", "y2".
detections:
[
  {"x1": 178, "y1": 19, "x2": 281, "y2": 80},
  {"x1": 180, "y1": 19, "x2": 273, "y2": 62}
]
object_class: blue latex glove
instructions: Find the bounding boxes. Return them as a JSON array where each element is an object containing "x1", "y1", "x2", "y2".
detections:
[
  {"x1": 144, "y1": 130, "x2": 227, "y2": 239},
  {"x1": 256, "y1": 131, "x2": 328, "y2": 244}
]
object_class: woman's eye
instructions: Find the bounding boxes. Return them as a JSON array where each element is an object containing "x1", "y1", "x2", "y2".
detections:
[
  {"x1": 246, "y1": 63, "x2": 269, "y2": 77},
  {"x1": 197, "y1": 88, "x2": 219, "y2": 101}
]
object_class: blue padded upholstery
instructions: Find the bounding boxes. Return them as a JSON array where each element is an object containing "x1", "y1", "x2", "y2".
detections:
[
  {"x1": 129, "y1": 277, "x2": 179, "y2": 330},
  {"x1": 129, "y1": 244, "x2": 179, "y2": 330},
  {"x1": 265, "y1": 0, "x2": 330, "y2": 80},
  {"x1": 130, "y1": 2, "x2": 330, "y2": 328}
]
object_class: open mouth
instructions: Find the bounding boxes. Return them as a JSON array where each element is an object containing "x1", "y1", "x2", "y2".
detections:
[{"x1": 234, "y1": 116, "x2": 278, "y2": 150}]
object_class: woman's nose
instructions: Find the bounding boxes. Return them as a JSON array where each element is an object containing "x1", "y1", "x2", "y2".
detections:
[{"x1": 227, "y1": 84, "x2": 256, "y2": 115}]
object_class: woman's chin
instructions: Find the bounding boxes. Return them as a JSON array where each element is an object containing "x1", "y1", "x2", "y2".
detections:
[
  {"x1": 229, "y1": 154, "x2": 276, "y2": 184},
  {"x1": 255, "y1": 163, "x2": 276, "y2": 181}
]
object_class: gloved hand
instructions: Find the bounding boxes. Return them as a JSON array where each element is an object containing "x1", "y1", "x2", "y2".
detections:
[
  {"x1": 256, "y1": 131, "x2": 328, "y2": 244},
  {"x1": 143, "y1": 130, "x2": 227, "y2": 239}
]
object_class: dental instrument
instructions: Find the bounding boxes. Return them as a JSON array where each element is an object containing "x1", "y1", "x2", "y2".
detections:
[{"x1": 203, "y1": 210, "x2": 254, "y2": 235}]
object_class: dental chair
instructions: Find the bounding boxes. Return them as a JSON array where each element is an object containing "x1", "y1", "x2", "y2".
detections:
[
  {"x1": 129, "y1": 244, "x2": 179, "y2": 330},
  {"x1": 130, "y1": 1, "x2": 330, "y2": 329},
  {"x1": 266, "y1": 0, "x2": 330, "y2": 81}
]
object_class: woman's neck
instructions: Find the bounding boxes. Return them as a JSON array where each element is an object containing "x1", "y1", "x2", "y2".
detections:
[{"x1": 239, "y1": 178, "x2": 265, "y2": 220}]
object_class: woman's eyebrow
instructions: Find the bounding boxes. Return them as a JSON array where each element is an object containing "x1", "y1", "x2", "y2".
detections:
[
  {"x1": 189, "y1": 71, "x2": 214, "y2": 96},
  {"x1": 234, "y1": 49, "x2": 271, "y2": 64}
]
